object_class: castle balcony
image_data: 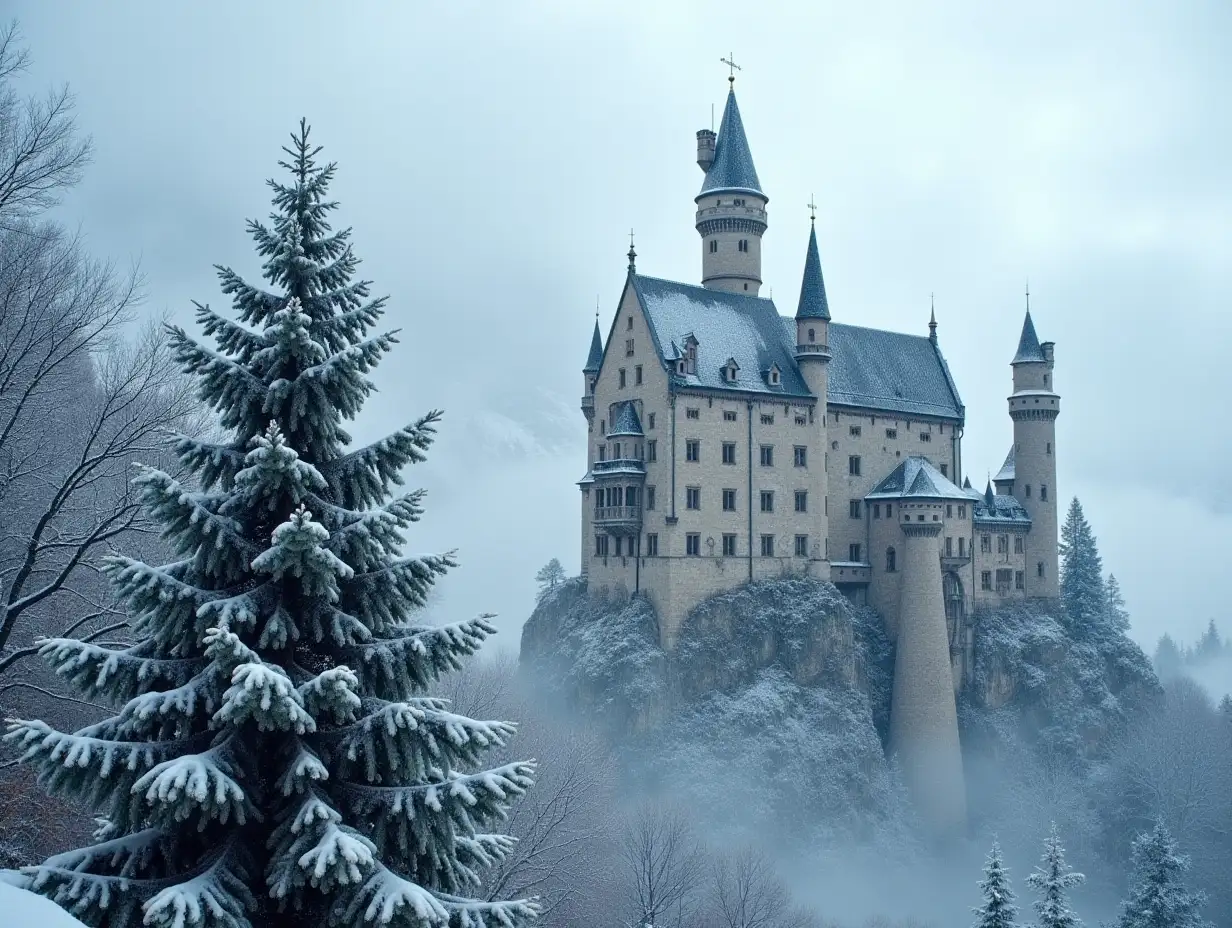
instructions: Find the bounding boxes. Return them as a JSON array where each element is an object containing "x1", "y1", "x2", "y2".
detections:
[
  {"x1": 580, "y1": 394, "x2": 594, "y2": 415},
  {"x1": 831, "y1": 561, "x2": 871, "y2": 585},
  {"x1": 695, "y1": 203, "x2": 768, "y2": 225},
  {"x1": 591, "y1": 458, "x2": 645, "y2": 478},
  {"x1": 940, "y1": 554, "x2": 971, "y2": 572},
  {"x1": 593, "y1": 505, "x2": 642, "y2": 535}
]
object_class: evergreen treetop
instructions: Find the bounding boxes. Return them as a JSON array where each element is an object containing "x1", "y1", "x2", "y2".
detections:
[
  {"x1": 1060, "y1": 498, "x2": 1105, "y2": 637},
  {"x1": 3, "y1": 122, "x2": 537, "y2": 928},
  {"x1": 973, "y1": 841, "x2": 1019, "y2": 928},
  {"x1": 1115, "y1": 822, "x2": 1209, "y2": 928},
  {"x1": 1025, "y1": 823, "x2": 1084, "y2": 928}
]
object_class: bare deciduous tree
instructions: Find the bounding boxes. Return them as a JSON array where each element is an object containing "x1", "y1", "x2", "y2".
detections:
[
  {"x1": 0, "y1": 21, "x2": 92, "y2": 232},
  {"x1": 621, "y1": 802, "x2": 705, "y2": 928},
  {"x1": 709, "y1": 847, "x2": 820, "y2": 928}
]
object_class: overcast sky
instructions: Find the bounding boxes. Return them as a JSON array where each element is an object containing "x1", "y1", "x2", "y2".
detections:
[{"x1": 11, "y1": 1, "x2": 1230, "y2": 653}]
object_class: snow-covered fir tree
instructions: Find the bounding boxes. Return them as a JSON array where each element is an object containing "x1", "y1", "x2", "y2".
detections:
[
  {"x1": 973, "y1": 841, "x2": 1019, "y2": 928},
  {"x1": 1104, "y1": 575, "x2": 1130, "y2": 635},
  {"x1": 1115, "y1": 823, "x2": 1209, "y2": 928},
  {"x1": 2, "y1": 122, "x2": 537, "y2": 928},
  {"x1": 1025, "y1": 824, "x2": 1084, "y2": 928},
  {"x1": 1059, "y1": 499, "x2": 1105, "y2": 637}
]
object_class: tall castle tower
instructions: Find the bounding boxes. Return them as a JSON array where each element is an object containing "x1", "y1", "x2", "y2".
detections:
[
  {"x1": 695, "y1": 77, "x2": 767, "y2": 295},
  {"x1": 794, "y1": 213, "x2": 831, "y2": 561},
  {"x1": 1009, "y1": 308, "x2": 1060, "y2": 598}
]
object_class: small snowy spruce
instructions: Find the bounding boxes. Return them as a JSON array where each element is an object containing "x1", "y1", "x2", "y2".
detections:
[
  {"x1": 1059, "y1": 499, "x2": 1105, "y2": 638},
  {"x1": 533, "y1": 560, "x2": 565, "y2": 600},
  {"x1": 1025, "y1": 823, "x2": 1084, "y2": 928},
  {"x1": 2, "y1": 122, "x2": 536, "y2": 928},
  {"x1": 973, "y1": 841, "x2": 1019, "y2": 928},
  {"x1": 1114, "y1": 823, "x2": 1209, "y2": 928}
]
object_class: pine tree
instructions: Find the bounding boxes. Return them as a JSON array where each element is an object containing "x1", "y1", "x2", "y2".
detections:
[
  {"x1": 1153, "y1": 635, "x2": 1183, "y2": 681},
  {"x1": 973, "y1": 841, "x2": 1019, "y2": 928},
  {"x1": 2, "y1": 123, "x2": 537, "y2": 928},
  {"x1": 533, "y1": 559, "x2": 565, "y2": 600},
  {"x1": 1026, "y1": 824, "x2": 1084, "y2": 928},
  {"x1": 1115, "y1": 823, "x2": 1209, "y2": 928},
  {"x1": 1194, "y1": 620, "x2": 1222, "y2": 663},
  {"x1": 1105, "y1": 575, "x2": 1130, "y2": 635},
  {"x1": 1060, "y1": 498, "x2": 1105, "y2": 636}
]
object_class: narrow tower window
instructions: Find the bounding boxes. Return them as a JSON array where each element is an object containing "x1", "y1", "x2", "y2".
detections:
[
  {"x1": 886, "y1": 547, "x2": 897, "y2": 572},
  {"x1": 709, "y1": 240, "x2": 718, "y2": 254}
]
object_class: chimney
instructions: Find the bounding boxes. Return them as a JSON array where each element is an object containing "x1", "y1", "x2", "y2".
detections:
[
  {"x1": 1041, "y1": 341, "x2": 1055, "y2": 364},
  {"x1": 696, "y1": 129, "x2": 716, "y2": 172}
]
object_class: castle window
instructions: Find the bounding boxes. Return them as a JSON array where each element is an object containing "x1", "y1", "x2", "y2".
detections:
[
  {"x1": 998, "y1": 535, "x2": 1009, "y2": 554},
  {"x1": 1016, "y1": 570, "x2": 1024, "y2": 590},
  {"x1": 646, "y1": 534, "x2": 658, "y2": 556},
  {"x1": 849, "y1": 500, "x2": 861, "y2": 519},
  {"x1": 709, "y1": 240, "x2": 718, "y2": 254},
  {"x1": 849, "y1": 425, "x2": 861, "y2": 437},
  {"x1": 739, "y1": 239, "x2": 749, "y2": 252},
  {"x1": 626, "y1": 338, "x2": 634, "y2": 357},
  {"x1": 614, "y1": 536, "x2": 623, "y2": 557},
  {"x1": 794, "y1": 446, "x2": 807, "y2": 468},
  {"x1": 959, "y1": 505, "x2": 966, "y2": 519},
  {"x1": 946, "y1": 504, "x2": 953, "y2": 518},
  {"x1": 808, "y1": 328, "x2": 815, "y2": 343},
  {"x1": 760, "y1": 445, "x2": 774, "y2": 467},
  {"x1": 677, "y1": 360, "x2": 686, "y2": 375},
  {"x1": 687, "y1": 534, "x2": 701, "y2": 556},
  {"x1": 647, "y1": 440, "x2": 657, "y2": 462},
  {"x1": 722, "y1": 489, "x2": 737, "y2": 511},
  {"x1": 598, "y1": 445, "x2": 606, "y2": 462},
  {"x1": 723, "y1": 534, "x2": 737, "y2": 556},
  {"x1": 619, "y1": 368, "x2": 626, "y2": 388},
  {"x1": 686, "y1": 486, "x2": 700, "y2": 510},
  {"x1": 1037, "y1": 561, "x2": 1046, "y2": 578},
  {"x1": 996, "y1": 569, "x2": 1013, "y2": 592},
  {"x1": 648, "y1": 413, "x2": 655, "y2": 430},
  {"x1": 1040, "y1": 484, "x2": 1048, "y2": 501},
  {"x1": 627, "y1": 316, "x2": 633, "y2": 330},
  {"x1": 1014, "y1": 536, "x2": 1024, "y2": 554},
  {"x1": 1025, "y1": 484, "x2": 1031, "y2": 498},
  {"x1": 1046, "y1": 442, "x2": 1052, "y2": 455},
  {"x1": 849, "y1": 543, "x2": 862, "y2": 562},
  {"x1": 848, "y1": 456, "x2": 861, "y2": 476},
  {"x1": 760, "y1": 491, "x2": 775, "y2": 513},
  {"x1": 959, "y1": 537, "x2": 966, "y2": 557},
  {"x1": 635, "y1": 365, "x2": 643, "y2": 385},
  {"x1": 981, "y1": 570, "x2": 992, "y2": 591},
  {"x1": 940, "y1": 463, "x2": 948, "y2": 478},
  {"x1": 795, "y1": 490, "x2": 808, "y2": 513},
  {"x1": 885, "y1": 503, "x2": 891, "y2": 517},
  {"x1": 686, "y1": 407, "x2": 700, "y2": 420},
  {"x1": 646, "y1": 486, "x2": 656, "y2": 510},
  {"x1": 873, "y1": 503, "x2": 881, "y2": 519},
  {"x1": 722, "y1": 442, "x2": 737, "y2": 465},
  {"x1": 686, "y1": 440, "x2": 700, "y2": 462},
  {"x1": 946, "y1": 536, "x2": 953, "y2": 556},
  {"x1": 886, "y1": 428, "x2": 897, "y2": 439},
  {"x1": 919, "y1": 431, "x2": 932, "y2": 443},
  {"x1": 724, "y1": 410, "x2": 738, "y2": 422},
  {"x1": 761, "y1": 535, "x2": 775, "y2": 557},
  {"x1": 595, "y1": 535, "x2": 610, "y2": 556},
  {"x1": 795, "y1": 414, "x2": 807, "y2": 426},
  {"x1": 761, "y1": 413, "x2": 774, "y2": 425},
  {"x1": 795, "y1": 535, "x2": 809, "y2": 557},
  {"x1": 886, "y1": 547, "x2": 897, "y2": 572},
  {"x1": 981, "y1": 534, "x2": 991, "y2": 553}
]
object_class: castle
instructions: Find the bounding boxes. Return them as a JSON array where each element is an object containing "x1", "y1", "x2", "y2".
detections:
[{"x1": 577, "y1": 78, "x2": 1060, "y2": 832}]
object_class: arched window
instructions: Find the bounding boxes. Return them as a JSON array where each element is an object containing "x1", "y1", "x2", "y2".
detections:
[
  {"x1": 886, "y1": 547, "x2": 897, "y2": 573},
  {"x1": 808, "y1": 328, "x2": 815, "y2": 343}
]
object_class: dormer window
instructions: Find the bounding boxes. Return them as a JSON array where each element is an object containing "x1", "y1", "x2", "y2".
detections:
[
  {"x1": 676, "y1": 360, "x2": 686, "y2": 375},
  {"x1": 683, "y1": 335, "x2": 699, "y2": 375},
  {"x1": 723, "y1": 358, "x2": 740, "y2": 384},
  {"x1": 765, "y1": 364, "x2": 781, "y2": 387}
]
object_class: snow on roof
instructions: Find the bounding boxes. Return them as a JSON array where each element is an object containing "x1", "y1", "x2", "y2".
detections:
[
  {"x1": 795, "y1": 223, "x2": 830, "y2": 321},
  {"x1": 994, "y1": 446, "x2": 1016, "y2": 483},
  {"x1": 1012, "y1": 310, "x2": 1046, "y2": 364},
  {"x1": 974, "y1": 491, "x2": 1032, "y2": 525},
  {"x1": 698, "y1": 88, "x2": 763, "y2": 198},
  {"x1": 583, "y1": 319, "x2": 603, "y2": 373},
  {"x1": 608, "y1": 400, "x2": 644, "y2": 437},
  {"x1": 865, "y1": 456, "x2": 970, "y2": 501}
]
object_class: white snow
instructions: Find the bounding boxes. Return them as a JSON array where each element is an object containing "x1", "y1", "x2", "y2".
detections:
[{"x1": 0, "y1": 879, "x2": 88, "y2": 927}]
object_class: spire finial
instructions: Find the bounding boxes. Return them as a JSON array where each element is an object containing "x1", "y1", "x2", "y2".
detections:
[
  {"x1": 929, "y1": 292, "x2": 938, "y2": 339},
  {"x1": 1025, "y1": 279, "x2": 1031, "y2": 313},
  {"x1": 807, "y1": 194, "x2": 817, "y2": 224},
  {"x1": 595, "y1": 295, "x2": 600, "y2": 322},
  {"x1": 627, "y1": 228, "x2": 636, "y2": 273},
  {"x1": 720, "y1": 53, "x2": 741, "y2": 86}
]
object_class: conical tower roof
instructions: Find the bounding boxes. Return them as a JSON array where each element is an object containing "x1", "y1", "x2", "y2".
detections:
[
  {"x1": 795, "y1": 223, "x2": 831, "y2": 321},
  {"x1": 1012, "y1": 311, "x2": 1046, "y2": 363},
  {"x1": 698, "y1": 88, "x2": 763, "y2": 198},
  {"x1": 583, "y1": 320, "x2": 603, "y2": 373}
]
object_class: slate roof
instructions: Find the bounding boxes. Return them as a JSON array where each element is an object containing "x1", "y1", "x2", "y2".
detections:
[
  {"x1": 974, "y1": 486, "x2": 1032, "y2": 526},
  {"x1": 1013, "y1": 311, "x2": 1046, "y2": 363},
  {"x1": 865, "y1": 456, "x2": 970, "y2": 501},
  {"x1": 993, "y1": 446, "x2": 1016, "y2": 484},
  {"x1": 608, "y1": 400, "x2": 643, "y2": 437},
  {"x1": 583, "y1": 320, "x2": 603, "y2": 373},
  {"x1": 631, "y1": 275, "x2": 811, "y2": 398},
  {"x1": 822, "y1": 322, "x2": 965, "y2": 420},
  {"x1": 795, "y1": 224, "x2": 830, "y2": 321},
  {"x1": 698, "y1": 89, "x2": 763, "y2": 198}
]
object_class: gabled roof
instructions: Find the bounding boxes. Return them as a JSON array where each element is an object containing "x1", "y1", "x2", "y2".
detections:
[
  {"x1": 795, "y1": 223, "x2": 831, "y2": 321},
  {"x1": 994, "y1": 446, "x2": 1016, "y2": 484},
  {"x1": 608, "y1": 400, "x2": 643, "y2": 437},
  {"x1": 632, "y1": 275, "x2": 811, "y2": 398},
  {"x1": 583, "y1": 320, "x2": 603, "y2": 373},
  {"x1": 698, "y1": 89, "x2": 763, "y2": 198},
  {"x1": 974, "y1": 488, "x2": 1032, "y2": 526},
  {"x1": 817, "y1": 322, "x2": 966, "y2": 420},
  {"x1": 1013, "y1": 311, "x2": 1046, "y2": 364},
  {"x1": 865, "y1": 456, "x2": 970, "y2": 501}
]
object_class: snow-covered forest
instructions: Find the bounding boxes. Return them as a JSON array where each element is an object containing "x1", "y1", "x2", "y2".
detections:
[{"x1": 0, "y1": 20, "x2": 1229, "y2": 928}]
